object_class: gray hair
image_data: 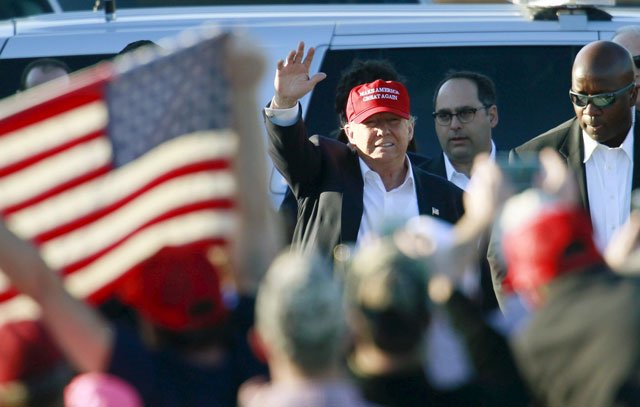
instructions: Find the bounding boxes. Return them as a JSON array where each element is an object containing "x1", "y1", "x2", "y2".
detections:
[{"x1": 255, "y1": 250, "x2": 346, "y2": 375}]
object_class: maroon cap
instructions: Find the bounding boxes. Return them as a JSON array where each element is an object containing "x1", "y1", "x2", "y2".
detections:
[
  {"x1": 118, "y1": 245, "x2": 229, "y2": 332},
  {"x1": 0, "y1": 320, "x2": 63, "y2": 383},
  {"x1": 346, "y1": 79, "x2": 411, "y2": 124}
]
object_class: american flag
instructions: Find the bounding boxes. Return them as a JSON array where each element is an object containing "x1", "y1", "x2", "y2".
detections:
[{"x1": 0, "y1": 29, "x2": 239, "y2": 323}]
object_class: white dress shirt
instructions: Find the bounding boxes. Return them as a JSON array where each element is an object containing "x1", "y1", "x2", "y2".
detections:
[
  {"x1": 356, "y1": 157, "x2": 419, "y2": 246},
  {"x1": 583, "y1": 111, "x2": 634, "y2": 252},
  {"x1": 443, "y1": 140, "x2": 497, "y2": 191}
]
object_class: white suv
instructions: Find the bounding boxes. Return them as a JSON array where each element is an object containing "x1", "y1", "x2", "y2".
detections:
[{"x1": 1, "y1": 1, "x2": 639, "y2": 202}]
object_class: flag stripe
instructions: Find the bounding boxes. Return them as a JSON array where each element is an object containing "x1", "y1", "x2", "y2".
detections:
[
  {"x1": 65, "y1": 210, "x2": 236, "y2": 300},
  {"x1": 0, "y1": 138, "x2": 112, "y2": 213},
  {"x1": 0, "y1": 101, "x2": 107, "y2": 173}
]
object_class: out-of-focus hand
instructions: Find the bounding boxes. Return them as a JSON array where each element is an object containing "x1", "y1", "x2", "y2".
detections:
[
  {"x1": 605, "y1": 210, "x2": 640, "y2": 274},
  {"x1": 536, "y1": 148, "x2": 579, "y2": 206},
  {"x1": 272, "y1": 41, "x2": 326, "y2": 109},
  {"x1": 463, "y1": 154, "x2": 510, "y2": 234}
]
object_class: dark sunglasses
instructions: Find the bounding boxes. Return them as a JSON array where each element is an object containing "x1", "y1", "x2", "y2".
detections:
[
  {"x1": 634, "y1": 55, "x2": 640, "y2": 70},
  {"x1": 568, "y1": 82, "x2": 635, "y2": 108}
]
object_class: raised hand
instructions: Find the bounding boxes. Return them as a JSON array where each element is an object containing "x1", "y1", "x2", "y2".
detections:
[{"x1": 272, "y1": 41, "x2": 326, "y2": 109}]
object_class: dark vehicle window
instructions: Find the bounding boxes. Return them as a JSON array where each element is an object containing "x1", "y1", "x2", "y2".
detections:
[
  {"x1": 0, "y1": 0, "x2": 52, "y2": 20},
  {"x1": 59, "y1": 0, "x2": 417, "y2": 10},
  {"x1": 0, "y1": 55, "x2": 113, "y2": 98},
  {"x1": 306, "y1": 46, "x2": 581, "y2": 156}
]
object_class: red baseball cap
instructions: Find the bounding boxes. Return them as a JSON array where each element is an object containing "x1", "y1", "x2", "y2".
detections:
[
  {"x1": 346, "y1": 79, "x2": 411, "y2": 124},
  {"x1": 118, "y1": 245, "x2": 229, "y2": 332},
  {"x1": 502, "y1": 207, "x2": 602, "y2": 296}
]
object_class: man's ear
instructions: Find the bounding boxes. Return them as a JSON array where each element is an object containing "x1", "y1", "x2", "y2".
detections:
[
  {"x1": 489, "y1": 105, "x2": 499, "y2": 128},
  {"x1": 247, "y1": 327, "x2": 269, "y2": 364}
]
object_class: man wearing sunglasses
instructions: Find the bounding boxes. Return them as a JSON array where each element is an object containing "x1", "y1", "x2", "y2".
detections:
[
  {"x1": 510, "y1": 40, "x2": 639, "y2": 253},
  {"x1": 486, "y1": 41, "x2": 640, "y2": 310},
  {"x1": 613, "y1": 25, "x2": 640, "y2": 111}
]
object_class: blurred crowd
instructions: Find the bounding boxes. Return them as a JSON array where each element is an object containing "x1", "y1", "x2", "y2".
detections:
[{"x1": 3, "y1": 27, "x2": 640, "y2": 407}]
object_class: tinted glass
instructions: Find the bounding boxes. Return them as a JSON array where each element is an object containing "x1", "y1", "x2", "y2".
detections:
[
  {"x1": 306, "y1": 46, "x2": 580, "y2": 156},
  {"x1": 0, "y1": 0, "x2": 52, "y2": 20}
]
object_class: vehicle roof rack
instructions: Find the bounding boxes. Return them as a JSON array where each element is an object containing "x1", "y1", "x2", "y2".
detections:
[{"x1": 512, "y1": 1, "x2": 613, "y2": 22}]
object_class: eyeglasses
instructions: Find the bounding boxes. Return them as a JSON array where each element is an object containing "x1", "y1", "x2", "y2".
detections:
[
  {"x1": 432, "y1": 106, "x2": 488, "y2": 126},
  {"x1": 568, "y1": 82, "x2": 635, "y2": 108},
  {"x1": 633, "y1": 55, "x2": 640, "y2": 70}
]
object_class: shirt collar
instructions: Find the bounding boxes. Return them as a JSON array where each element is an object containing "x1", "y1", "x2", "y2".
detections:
[
  {"x1": 358, "y1": 155, "x2": 414, "y2": 189},
  {"x1": 582, "y1": 109, "x2": 635, "y2": 163},
  {"x1": 443, "y1": 139, "x2": 496, "y2": 181}
]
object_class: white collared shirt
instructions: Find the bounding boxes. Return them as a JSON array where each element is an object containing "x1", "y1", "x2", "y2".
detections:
[
  {"x1": 583, "y1": 110, "x2": 635, "y2": 251},
  {"x1": 443, "y1": 140, "x2": 497, "y2": 190},
  {"x1": 356, "y1": 157, "x2": 419, "y2": 246}
]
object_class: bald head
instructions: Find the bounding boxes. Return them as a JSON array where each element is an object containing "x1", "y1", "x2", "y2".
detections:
[
  {"x1": 572, "y1": 41, "x2": 634, "y2": 86},
  {"x1": 571, "y1": 41, "x2": 637, "y2": 148}
]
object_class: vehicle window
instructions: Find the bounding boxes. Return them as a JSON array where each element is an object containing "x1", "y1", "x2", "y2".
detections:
[
  {"x1": 0, "y1": 55, "x2": 113, "y2": 97},
  {"x1": 0, "y1": 0, "x2": 53, "y2": 20},
  {"x1": 58, "y1": 0, "x2": 418, "y2": 11},
  {"x1": 306, "y1": 46, "x2": 581, "y2": 156}
]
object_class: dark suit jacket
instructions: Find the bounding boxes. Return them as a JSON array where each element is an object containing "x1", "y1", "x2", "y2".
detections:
[
  {"x1": 513, "y1": 266, "x2": 640, "y2": 407},
  {"x1": 487, "y1": 117, "x2": 640, "y2": 310},
  {"x1": 266, "y1": 110, "x2": 464, "y2": 260},
  {"x1": 510, "y1": 117, "x2": 640, "y2": 212},
  {"x1": 418, "y1": 153, "x2": 447, "y2": 177}
]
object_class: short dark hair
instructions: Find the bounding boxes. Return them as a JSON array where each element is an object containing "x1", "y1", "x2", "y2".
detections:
[
  {"x1": 20, "y1": 58, "x2": 70, "y2": 90},
  {"x1": 117, "y1": 40, "x2": 159, "y2": 56},
  {"x1": 432, "y1": 70, "x2": 497, "y2": 109}
]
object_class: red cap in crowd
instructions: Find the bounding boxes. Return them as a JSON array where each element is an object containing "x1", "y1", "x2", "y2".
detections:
[
  {"x1": 118, "y1": 245, "x2": 229, "y2": 332},
  {"x1": 346, "y1": 79, "x2": 410, "y2": 124},
  {"x1": 0, "y1": 320, "x2": 63, "y2": 383},
  {"x1": 502, "y1": 207, "x2": 603, "y2": 299}
]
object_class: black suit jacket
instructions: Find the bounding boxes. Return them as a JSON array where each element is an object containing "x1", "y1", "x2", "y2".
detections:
[
  {"x1": 417, "y1": 153, "x2": 447, "y2": 177},
  {"x1": 266, "y1": 110, "x2": 464, "y2": 260},
  {"x1": 513, "y1": 266, "x2": 640, "y2": 407}
]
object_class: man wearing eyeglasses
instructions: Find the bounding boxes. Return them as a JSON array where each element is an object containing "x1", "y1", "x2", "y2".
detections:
[
  {"x1": 426, "y1": 71, "x2": 498, "y2": 191},
  {"x1": 509, "y1": 40, "x2": 639, "y2": 254},
  {"x1": 613, "y1": 26, "x2": 640, "y2": 111}
]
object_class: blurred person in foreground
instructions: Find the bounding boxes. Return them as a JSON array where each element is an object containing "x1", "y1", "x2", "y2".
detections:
[
  {"x1": 0, "y1": 320, "x2": 73, "y2": 407},
  {"x1": 264, "y1": 41, "x2": 464, "y2": 260},
  {"x1": 495, "y1": 149, "x2": 640, "y2": 407},
  {"x1": 64, "y1": 372, "x2": 142, "y2": 407},
  {"x1": 342, "y1": 155, "x2": 530, "y2": 407},
  {"x1": 238, "y1": 250, "x2": 372, "y2": 407}
]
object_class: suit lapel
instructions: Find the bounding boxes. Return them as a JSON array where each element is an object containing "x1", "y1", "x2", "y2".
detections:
[
  {"x1": 563, "y1": 119, "x2": 590, "y2": 211},
  {"x1": 341, "y1": 153, "x2": 364, "y2": 243},
  {"x1": 413, "y1": 167, "x2": 432, "y2": 216}
]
